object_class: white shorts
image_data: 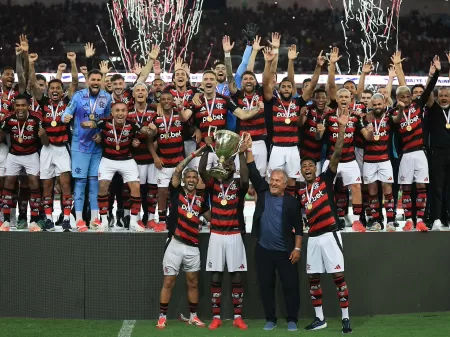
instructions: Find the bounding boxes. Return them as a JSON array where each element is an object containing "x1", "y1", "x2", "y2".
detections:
[
  {"x1": 184, "y1": 141, "x2": 197, "y2": 169},
  {"x1": 206, "y1": 232, "x2": 247, "y2": 272},
  {"x1": 363, "y1": 161, "x2": 394, "y2": 184},
  {"x1": 40, "y1": 144, "x2": 71, "y2": 179},
  {"x1": 307, "y1": 232, "x2": 345, "y2": 274},
  {"x1": 268, "y1": 145, "x2": 301, "y2": 180},
  {"x1": 157, "y1": 167, "x2": 176, "y2": 187},
  {"x1": 355, "y1": 147, "x2": 364, "y2": 175},
  {"x1": 398, "y1": 150, "x2": 429, "y2": 184},
  {"x1": 5, "y1": 153, "x2": 40, "y2": 176},
  {"x1": 98, "y1": 158, "x2": 139, "y2": 183},
  {"x1": 322, "y1": 160, "x2": 361, "y2": 186},
  {"x1": 252, "y1": 140, "x2": 268, "y2": 177},
  {"x1": 163, "y1": 238, "x2": 200, "y2": 276},
  {"x1": 137, "y1": 163, "x2": 157, "y2": 185},
  {"x1": 0, "y1": 143, "x2": 8, "y2": 176}
]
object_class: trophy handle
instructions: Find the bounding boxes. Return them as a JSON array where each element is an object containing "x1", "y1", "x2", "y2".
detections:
[
  {"x1": 232, "y1": 132, "x2": 250, "y2": 157},
  {"x1": 207, "y1": 126, "x2": 217, "y2": 152}
]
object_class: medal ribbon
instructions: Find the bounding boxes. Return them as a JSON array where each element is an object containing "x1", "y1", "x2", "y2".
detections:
[
  {"x1": 402, "y1": 107, "x2": 411, "y2": 128},
  {"x1": 185, "y1": 193, "x2": 197, "y2": 214},
  {"x1": 18, "y1": 113, "x2": 29, "y2": 141},
  {"x1": 244, "y1": 94, "x2": 256, "y2": 110},
  {"x1": 162, "y1": 111, "x2": 174, "y2": 136},
  {"x1": 442, "y1": 109, "x2": 450, "y2": 126},
  {"x1": 89, "y1": 96, "x2": 99, "y2": 119},
  {"x1": 220, "y1": 180, "x2": 234, "y2": 202},
  {"x1": 112, "y1": 119, "x2": 126, "y2": 147},
  {"x1": 373, "y1": 113, "x2": 386, "y2": 136},
  {"x1": 276, "y1": 92, "x2": 291, "y2": 119},
  {"x1": 204, "y1": 95, "x2": 216, "y2": 120},
  {"x1": 135, "y1": 104, "x2": 147, "y2": 125},
  {"x1": 49, "y1": 101, "x2": 62, "y2": 122},
  {"x1": 305, "y1": 182, "x2": 316, "y2": 207}
]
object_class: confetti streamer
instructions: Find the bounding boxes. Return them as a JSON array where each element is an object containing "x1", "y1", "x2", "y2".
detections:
[
  {"x1": 339, "y1": 0, "x2": 403, "y2": 74},
  {"x1": 105, "y1": 0, "x2": 204, "y2": 72}
]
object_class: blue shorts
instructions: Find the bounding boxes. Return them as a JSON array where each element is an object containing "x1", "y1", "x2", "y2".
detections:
[{"x1": 71, "y1": 151, "x2": 102, "y2": 178}]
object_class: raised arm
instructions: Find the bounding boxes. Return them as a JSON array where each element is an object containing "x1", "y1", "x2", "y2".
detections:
[
  {"x1": 153, "y1": 60, "x2": 162, "y2": 80},
  {"x1": 423, "y1": 55, "x2": 440, "y2": 108},
  {"x1": 137, "y1": 44, "x2": 160, "y2": 83},
  {"x1": 172, "y1": 145, "x2": 206, "y2": 188},
  {"x1": 392, "y1": 101, "x2": 405, "y2": 124},
  {"x1": 302, "y1": 51, "x2": 325, "y2": 102},
  {"x1": 99, "y1": 60, "x2": 112, "y2": 90},
  {"x1": 28, "y1": 53, "x2": 43, "y2": 101},
  {"x1": 391, "y1": 51, "x2": 406, "y2": 86},
  {"x1": 262, "y1": 47, "x2": 276, "y2": 101},
  {"x1": 237, "y1": 23, "x2": 258, "y2": 82},
  {"x1": 246, "y1": 35, "x2": 263, "y2": 72},
  {"x1": 18, "y1": 35, "x2": 30, "y2": 87},
  {"x1": 198, "y1": 148, "x2": 211, "y2": 184},
  {"x1": 15, "y1": 47, "x2": 26, "y2": 94},
  {"x1": 66, "y1": 52, "x2": 79, "y2": 99},
  {"x1": 356, "y1": 62, "x2": 373, "y2": 98},
  {"x1": 223, "y1": 35, "x2": 238, "y2": 96},
  {"x1": 385, "y1": 65, "x2": 395, "y2": 106},
  {"x1": 287, "y1": 45, "x2": 298, "y2": 89},
  {"x1": 268, "y1": 32, "x2": 280, "y2": 74},
  {"x1": 328, "y1": 111, "x2": 348, "y2": 172},
  {"x1": 327, "y1": 47, "x2": 341, "y2": 101}
]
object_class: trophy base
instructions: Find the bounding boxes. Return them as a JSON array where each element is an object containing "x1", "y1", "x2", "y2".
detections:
[{"x1": 209, "y1": 167, "x2": 229, "y2": 180}]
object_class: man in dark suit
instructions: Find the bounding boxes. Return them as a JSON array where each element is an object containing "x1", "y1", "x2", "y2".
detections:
[{"x1": 245, "y1": 136, "x2": 303, "y2": 332}]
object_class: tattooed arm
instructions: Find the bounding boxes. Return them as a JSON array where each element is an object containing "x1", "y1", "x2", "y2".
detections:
[
  {"x1": 223, "y1": 35, "x2": 238, "y2": 96},
  {"x1": 171, "y1": 146, "x2": 206, "y2": 188}
]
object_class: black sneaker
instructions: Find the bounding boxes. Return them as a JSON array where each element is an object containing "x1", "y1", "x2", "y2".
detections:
[
  {"x1": 141, "y1": 213, "x2": 148, "y2": 226},
  {"x1": 43, "y1": 219, "x2": 55, "y2": 232},
  {"x1": 116, "y1": 209, "x2": 124, "y2": 227},
  {"x1": 342, "y1": 318, "x2": 352, "y2": 334},
  {"x1": 338, "y1": 218, "x2": 345, "y2": 231},
  {"x1": 108, "y1": 214, "x2": 115, "y2": 227},
  {"x1": 62, "y1": 219, "x2": 72, "y2": 232},
  {"x1": 304, "y1": 317, "x2": 327, "y2": 331},
  {"x1": 55, "y1": 213, "x2": 64, "y2": 226},
  {"x1": 124, "y1": 215, "x2": 130, "y2": 229}
]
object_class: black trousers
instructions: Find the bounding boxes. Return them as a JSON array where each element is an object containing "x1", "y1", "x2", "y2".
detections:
[
  {"x1": 431, "y1": 148, "x2": 450, "y2": 222},
  {"x1": 255, "y1": 244, "x2": 300, "y2": 323},
  {"x1": 391, "y1": 157, "x2": 401, "y2": 216}
]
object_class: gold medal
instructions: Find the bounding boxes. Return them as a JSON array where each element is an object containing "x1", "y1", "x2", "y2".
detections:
[
  {"x1": 207, "y1": 116, "x2": 213, "y2": 122},
  {"x1": 18, "y1": 137, "x2": 23, "y2": 143},
  {"x1": 51, "y1": 121, "x2": 57, "y2": 127},
  {"x1": 374, "y1": 135, "x2": 380, "y2": 141},
  {"x1": 89, "y1": 113, "x2": 95, "y2": 120},
  {"x1": 406, "y1": 125, "x2": 412, "y2": 131},
  {"x1": 446, "y1": 123, "x2": 450, "y2": 129},
  {"x1": 221, "y1": 199, "x2": 227, "y2": 206},
  {"x1": 164, "y1": 133, "x2": 169, "y2": 140},
  {"x1": 307, "y1": 203, "x2": 313, "y2": 210},
  {"x1": 186, "y1": 212, "x2": 193, "y2": 219},
  {"x1": 116, "y1": 145, "x2": 120, "y2": 151},
  {"x1": 285, "y1": 118, "x2": 291, "y2": 124}
]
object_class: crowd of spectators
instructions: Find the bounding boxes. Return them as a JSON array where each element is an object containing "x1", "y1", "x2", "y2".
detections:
[{"x1": 1, "y1": 2, "x2": 449, "y2": 74}]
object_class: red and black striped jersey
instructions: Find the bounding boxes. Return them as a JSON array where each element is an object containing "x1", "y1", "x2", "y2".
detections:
[
  {"x1": 111, "y1": 87, "x2": 134, "y2": 110},
  {"x1": 0, "y1": 112, "x2": 42, "y2": 155},
  {"x1": 298, "y1": 168, "x2": 339, "y2": 234},
  {"x1": 350, "y1": 102, "x2": 367, "y2": 149},
  {"x1": 300, "y1": 106, "x2": 325, "y2": 160},
  {"x1": 271, "y1": 96, "x2": 307, "y2": 147},
  {"x1": 128, "y1": 106, "x2": 156, "y2": 165},
  {"x1": 168, "y1": 184, "x2": 208, "y2": 246},
  {"x1": 232, "y1": 87, "x2": 267, "y2": 141},
  {"x1": 323, "y1": 111, "x2": 363, "y2": 163},
  {"x1": 38, "y1": 96, "x2": 70, "y2": 146},
  {"x1": 96, "y1": 117, "x2": 141, "y2": 160},
  {"x1": 29, "y1": 96, "x2": 43, "y2": 113},
  {"x1": 394, "y1": 99, "x2": 425, "y2": 153},
  {"x1": 153, "y1": 112, "x2": 184, "y2": 168},
  {"x1": 164, "y1": 85, "x2": 199, "y2": 141},
  {"x1": 363, "y1": 114, "x2": 393, "y2": 163},
  {"x1": 207, "y1": 177, "x2": 246, "y2": 234},
  {"x1": 192, "y1": 94, "x2": 237, "y2": 147},
  {"x1": 0, "y1": 87, "x2": 17, "y2": 120}
]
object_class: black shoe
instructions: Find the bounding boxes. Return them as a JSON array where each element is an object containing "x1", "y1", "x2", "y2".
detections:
[
  {"x1": 142, "y1": 213, "x2": 148, "y2": 226},
  {"x1": 55, "y1": 213, "x2": 64, "y2": 226},
  {"x1": 124, "y1": 215, "x2": 130, "y2": 229},
  {"x1": 43, "y1": 219, "x2": 55, "y2": 232},
  {"x1": 304, "y1": 317, "x2": 327, "y2": 331},
  {"x1": 359, "y1": 215, "x2": 367, "y2": 227},
  {"x1": 393, "y1": 220, "x2": 400, "y2": 228},
  {"x1": 62, "y1": 219, "x2": 72, "y2": 232},
  {"x1": 116, "y1": 209, "x2": 124, "y2": 227},
  {"x1": 338, "y1": 218, "x2": 345, "y2": 231},
  {"x1": 342, "y1": 318, "x2": 352, "y2": 334},
  {"x1": 108, "y1": 214, "x2": 115, "y2": 227}
]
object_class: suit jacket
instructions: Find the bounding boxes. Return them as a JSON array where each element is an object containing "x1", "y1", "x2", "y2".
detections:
[{"x1": 248, "y1": 161, "x2": 302, "y2": 252}]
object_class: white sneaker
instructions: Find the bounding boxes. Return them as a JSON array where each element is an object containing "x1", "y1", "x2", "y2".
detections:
[
  {"x1": 368, "y1": 222, "x2": 382, "y2": 232},
  {"x1": 130, "y1": 220, "x2": 146, "y2": 232},
  {"x1": 0, "y1": 221, "x2": 10, "y2": 231},
  {"x1": 29, "y1": 222, "x2": 42, "y2": 232},
  {"x1": 92, "y1": 218, "x2": 107, "y2": 232},
  {"x1": 432, "y1": 220, "x2": 443, "y2": 231},
  {"x1": 386, "y1": 222, "x2": 396, "y2": 232},
  {"x1": 10, "y1": 211, "x2": 16, "y2": 227}
]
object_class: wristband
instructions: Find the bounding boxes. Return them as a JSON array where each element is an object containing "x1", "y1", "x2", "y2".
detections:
[
  {"x1": 191, "y1": 152, "x2": 196, "y2": 159},
  {"x1": 247, "y1": 148, "x2": 252, "y2": 152},
  {"x1": 224, "y1": 52, "x2": 231, "y2": 57},
  {"x1": 294, "y1": 247, "x2": 301, "y2": 251}
]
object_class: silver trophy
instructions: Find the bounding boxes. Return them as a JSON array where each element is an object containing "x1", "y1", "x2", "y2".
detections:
[{"x1": 207, "y1": 126, "x2": 249, "y2": 179}]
